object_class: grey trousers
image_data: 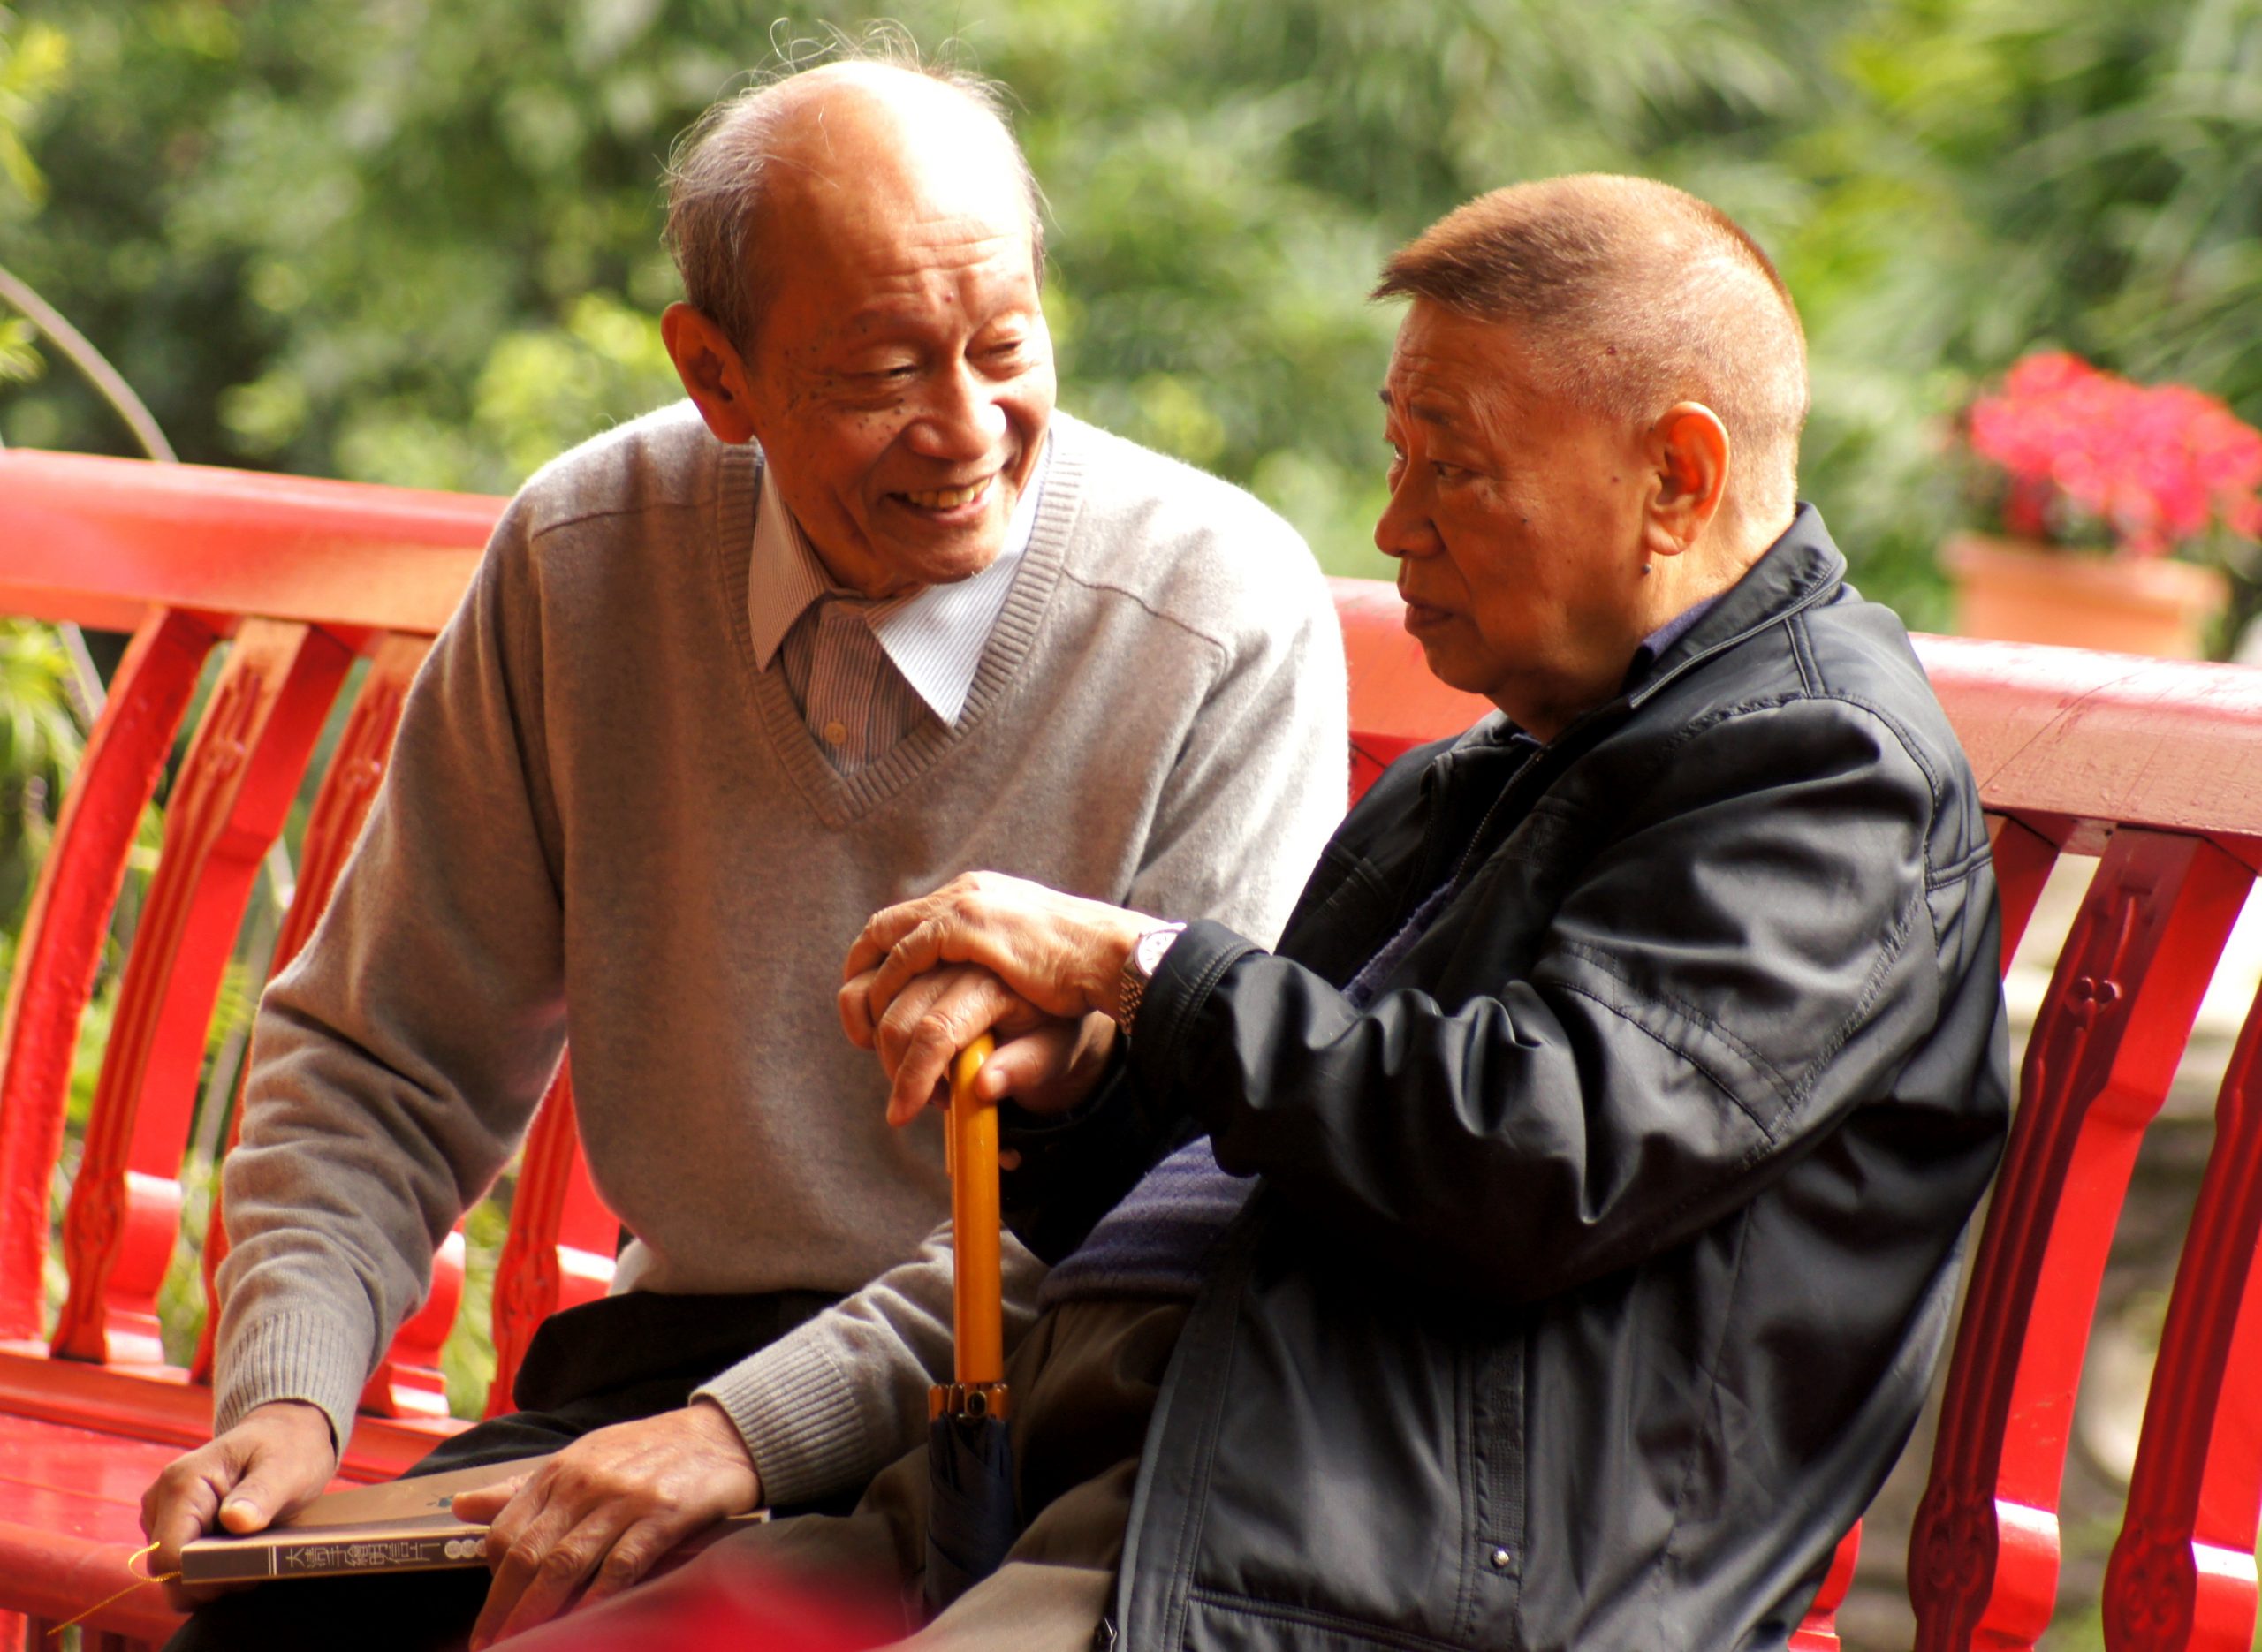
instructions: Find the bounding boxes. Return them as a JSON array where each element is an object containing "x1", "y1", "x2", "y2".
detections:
[{"x1": 513, "y1": 1296, "x2": 1188, "y2": 1652}]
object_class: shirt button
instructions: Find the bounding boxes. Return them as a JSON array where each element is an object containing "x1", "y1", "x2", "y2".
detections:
[
  {"x1": 1489, "y1": 1547, "x2": 1513, "y2": 1571},
  {"x1": 823, "y1": 720, "x2": 849, "y2": 746}
]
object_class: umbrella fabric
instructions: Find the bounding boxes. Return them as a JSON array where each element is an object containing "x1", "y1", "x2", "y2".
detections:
[{"x1": 924, "y1": 1410, "x2": 1019, "y2": 1617}]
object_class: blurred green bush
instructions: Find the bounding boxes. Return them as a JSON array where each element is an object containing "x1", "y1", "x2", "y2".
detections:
[
  {"x1": 3, "y1": 11, "x2": 2260, "y2": 1644},
  {"x1": 3, "y1": 0, "x2": 2257, "y2": 616}
]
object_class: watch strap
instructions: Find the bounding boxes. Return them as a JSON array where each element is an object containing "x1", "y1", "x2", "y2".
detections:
[{"x1": 1114, "y1": 921, "x2": 1187, "y2": 1038}]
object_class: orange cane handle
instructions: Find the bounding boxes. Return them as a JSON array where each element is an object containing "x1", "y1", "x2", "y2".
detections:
[{"x1": 948, "y1": 1034, "x2": 1004, "y2": 1388}]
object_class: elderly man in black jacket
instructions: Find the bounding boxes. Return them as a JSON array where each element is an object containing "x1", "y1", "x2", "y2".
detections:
[{"x1": 522, "y1": 174, "x2": 2009, "y2": 1652}]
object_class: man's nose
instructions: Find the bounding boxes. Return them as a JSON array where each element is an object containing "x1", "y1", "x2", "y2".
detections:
[
  {"x1": 1374, "y1": 474, "x2": 1438, "y2": 561},
  {"x1": 905, "y1": 366, "x2": 1008, "y2": 461}
]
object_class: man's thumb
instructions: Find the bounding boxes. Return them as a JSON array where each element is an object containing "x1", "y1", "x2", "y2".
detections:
[{"x1": 216, "y1": 1474, "x2": 285, "y2": 1535}]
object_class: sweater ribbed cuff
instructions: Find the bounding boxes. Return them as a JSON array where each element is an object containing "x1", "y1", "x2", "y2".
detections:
[
  {"x1": 694, "y1": 1337, "x2": 875, "y2": 1511},
  {"x1": 214, "y1": 1308, "x2": 372, "y2": 1455}
]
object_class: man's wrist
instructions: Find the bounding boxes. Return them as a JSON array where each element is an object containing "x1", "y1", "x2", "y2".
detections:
[
  {"x1": 1112, "y1": 920, "x2": 1188, "y2": 1036},
  {"x1": 686, "y1": 1397, "x2": 763, "y2": 1506},
  {"x1": 252, "y1": 1397, "x2": 337, "y2": 1432},
  {"x1": 693, "y1": 1339, "x2": 869, "y2": 1510},
  {"x1": 687, "y1": 1395, "x2": 755, "y2": 1462},
  {"x1": 1077, "y1": 913, "x2": 1142, "y2": 1017}
]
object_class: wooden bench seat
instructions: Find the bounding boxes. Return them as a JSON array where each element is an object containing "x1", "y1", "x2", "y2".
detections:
[{"x1": 1, "y1": 447, "x2": 2258, "y2": 1649}]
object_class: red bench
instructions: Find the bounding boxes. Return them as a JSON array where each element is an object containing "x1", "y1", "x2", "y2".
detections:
[
  {"x1": 0, "y1": 448, "x2": 2257, "y2": 1650},
  {"x1": 0, "y1": 451, "x2": 619, "y2": 1648}
]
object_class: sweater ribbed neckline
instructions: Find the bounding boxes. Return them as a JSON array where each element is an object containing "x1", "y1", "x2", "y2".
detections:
[{"x1": 710, "y1": 421, "x2": 1089, "y2": 829}]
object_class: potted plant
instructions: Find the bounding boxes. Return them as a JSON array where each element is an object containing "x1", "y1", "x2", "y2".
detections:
[{"x1": 1942, "y1": 351, "x2": 2262, "y2": 659}]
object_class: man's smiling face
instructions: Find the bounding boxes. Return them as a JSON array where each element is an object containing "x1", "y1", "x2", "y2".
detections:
[{"x1": 740, "y1": 95, "x2": 1055, "y2": 600}]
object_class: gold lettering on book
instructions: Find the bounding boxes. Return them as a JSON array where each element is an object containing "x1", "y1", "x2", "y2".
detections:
[{"x1": 282, "y1": 1539, "x2": 459, "y2": 1572}]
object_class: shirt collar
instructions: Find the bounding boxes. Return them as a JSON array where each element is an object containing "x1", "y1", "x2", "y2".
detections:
[
  {"x1": 746, "y1": 442, "x2": 1049, "y2": 724},
  {"x1": 1621, "y1": 589, "x2": 1727, "y2": 690}
]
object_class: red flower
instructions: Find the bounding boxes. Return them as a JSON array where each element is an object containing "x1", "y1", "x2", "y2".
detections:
[{"x1": 1967, "y1": 352, "x2": 2262, "y2": 560}]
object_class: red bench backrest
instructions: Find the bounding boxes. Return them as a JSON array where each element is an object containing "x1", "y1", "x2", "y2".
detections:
[
  {"x1": 1, "y1": 448, "x2": 2258, "y2": 1648},
  {"x1": 0, "y1": 451, "x2": 619, "y2": 1455},
  {"x1": 1893, "y1": 643, "x2": 2262, "y2": 1652}
]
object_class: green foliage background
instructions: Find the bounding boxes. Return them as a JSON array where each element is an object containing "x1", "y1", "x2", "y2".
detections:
[
  {"x1": 3, "y1": 5, "x2": 2261, "y2": 1648},
  {"x1": 5, "y1": 0, "x2": 2260, "y2": 625}
]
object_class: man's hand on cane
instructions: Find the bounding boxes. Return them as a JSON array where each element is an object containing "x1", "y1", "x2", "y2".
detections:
[{"x1": 840, "y1": 873, "x2": 1150, "y2": 1126}]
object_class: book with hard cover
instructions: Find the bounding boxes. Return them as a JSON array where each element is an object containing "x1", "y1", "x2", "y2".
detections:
[
  {"x1": 179, "y1": 1457, "x2": 769, "y2": 1585},
  {"x1": 179, "y1": 1458, "x2": 546, "y2": 1584}
]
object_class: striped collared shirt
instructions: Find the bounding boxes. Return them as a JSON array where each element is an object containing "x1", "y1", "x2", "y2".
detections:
[{"x1": 747, "y1": 446, "x2": 1048, "y2": 774}]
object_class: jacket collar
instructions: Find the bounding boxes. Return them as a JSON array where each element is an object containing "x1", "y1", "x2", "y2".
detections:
[
  {"x1": 1394, "y1": 506, "x2": 1848, "y2": 894},
  {"x1": 1621, "y1": 501, "x2": 1845, "y2": 708},
  {"x1": 1422, "y1": 503, "x2": 1848, "y2": 778}
]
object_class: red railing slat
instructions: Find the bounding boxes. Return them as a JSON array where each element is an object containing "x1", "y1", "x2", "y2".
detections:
[
  {"x1": 489, "y1": 1067, "x2": 619, "y2": 1416},
  {"x1": 1910, "y1": 830, "x2": 2253, "y2": 1650},
  {"x1": 0, "y1": 610, "x2": 216, "y2": 1342},
  {"x1": 190, "y1": 633, "x2": 437, "y2": 1390},
  {"x1": 2100, "y1": 970, "x2": 2262, "y2": 1651},
  {"x1": 50, "y1": 621, "x2": 353, "y2": 1364}
]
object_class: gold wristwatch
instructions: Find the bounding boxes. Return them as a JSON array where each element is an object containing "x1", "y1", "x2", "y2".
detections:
[{"x1": 1114, "y1": 921, "x2": 1188, "y2": 1038}]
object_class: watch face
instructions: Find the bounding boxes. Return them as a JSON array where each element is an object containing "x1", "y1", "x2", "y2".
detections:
[{"x1": 1136, "y1": 924, "x2": 1183, "y2": 975}]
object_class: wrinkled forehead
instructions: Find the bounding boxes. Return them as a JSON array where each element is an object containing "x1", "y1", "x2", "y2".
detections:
[
  {"x1": 763, "y1": 153, "x2": 1038, "y2": 292},
  {"x1": 1382, "y1": 306, "x2": 1544, "y2": 430}
]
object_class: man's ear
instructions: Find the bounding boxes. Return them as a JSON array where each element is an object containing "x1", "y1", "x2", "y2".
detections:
[
  {"x1": 1641, "y1": 402, "x2": 1730, "y2": 561},
  {"x1": 662, "y1": 303, "x2": 761, "y2": 446}
]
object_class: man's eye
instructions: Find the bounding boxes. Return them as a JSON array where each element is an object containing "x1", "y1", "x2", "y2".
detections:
[{"x1": 1432, "y1": 461, "x2": 1469, "y2": 481}]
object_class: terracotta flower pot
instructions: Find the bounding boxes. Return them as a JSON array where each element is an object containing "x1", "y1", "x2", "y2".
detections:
[{"x1": 1941, "y1": 533, "x2": 2229, "y2": 660}]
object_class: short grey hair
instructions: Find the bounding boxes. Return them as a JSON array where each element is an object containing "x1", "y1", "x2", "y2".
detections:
[
  {"x1": 1375, "y1": 175, "x2": 1809, "y2": 539},
  {"x1": 664, "y1": 27, "x2": 1046, "y2": 357}
]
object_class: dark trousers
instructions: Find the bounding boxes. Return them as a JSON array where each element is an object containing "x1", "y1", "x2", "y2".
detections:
[
  {"x1": 165, "y1": 1288, "x2": 843, "y2": 1652},
  {"x1": 504, "y1": 1297, "x2": 1187, "y2": 1652}
]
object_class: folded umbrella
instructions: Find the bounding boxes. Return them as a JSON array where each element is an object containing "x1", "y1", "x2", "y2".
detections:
[{"x1": 923, "y1": 1033, "x2": 1018, "y2": 1618}]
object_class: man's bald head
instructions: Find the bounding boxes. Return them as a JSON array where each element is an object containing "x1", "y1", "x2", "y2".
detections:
[
  {"x1": 666, "y1": 54, "x2": 1044, "y2": 359},
  {"x1": 1375, "y1": 175, "x2": 1808, "y2": 543}
]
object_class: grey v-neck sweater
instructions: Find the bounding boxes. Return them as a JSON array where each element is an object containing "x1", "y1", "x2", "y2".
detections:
[{"x1": 216, "y1": 403, "x2": 1347, "y2": 1502}]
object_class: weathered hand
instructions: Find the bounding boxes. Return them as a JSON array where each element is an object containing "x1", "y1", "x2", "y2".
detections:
[
  {"x1": 140, "y1": 1398, "x2": 338, "y2": 1610},
  {"x1": 453, "y1": 1399, "x2": 760, "y2": 1648},
  {"x1": 857, "y1": 961, "x2": 1119, "y2": 1126},
  {"x1": 840, "y1": 871, "x2": 1151, "y2": 1048}
]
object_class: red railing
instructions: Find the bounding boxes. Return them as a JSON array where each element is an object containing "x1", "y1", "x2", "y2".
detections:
[{"x1": 2, "y1": 449, "x2": 2260, "y2": 1650}]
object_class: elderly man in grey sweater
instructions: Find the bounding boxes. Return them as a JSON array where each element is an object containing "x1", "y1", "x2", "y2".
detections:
[{"x1": 141, "y1": 51, "x2": 1346, "y2": 1652}]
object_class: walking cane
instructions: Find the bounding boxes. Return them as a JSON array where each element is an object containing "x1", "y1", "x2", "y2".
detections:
[{"x1": 923, "y1": 1033, "x2": 1018, "y2": 1617}]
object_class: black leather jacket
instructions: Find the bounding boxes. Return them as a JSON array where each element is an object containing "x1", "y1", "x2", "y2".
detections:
[{"x1": 1004, "y1": 507, "x2": 2009, "y2": 1651}]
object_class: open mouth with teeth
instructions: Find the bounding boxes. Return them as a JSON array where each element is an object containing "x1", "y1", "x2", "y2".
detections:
[{"x1": 898, "y1": 476, "x2": 996, "y2": 512}]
